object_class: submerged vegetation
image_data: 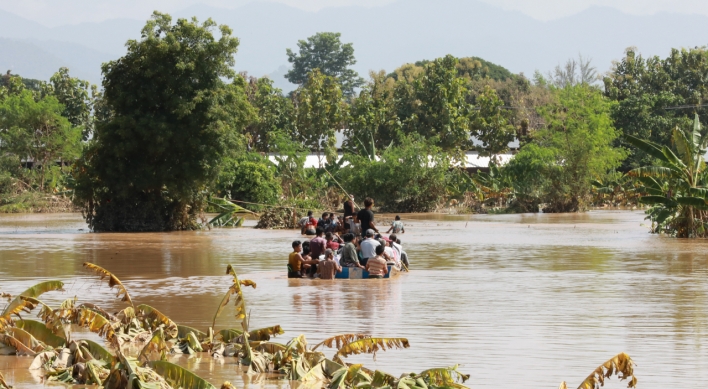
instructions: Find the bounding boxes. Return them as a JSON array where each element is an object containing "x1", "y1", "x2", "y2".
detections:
[{"x1": 0, "y1": 263, "x2": 638, "y2": 389}]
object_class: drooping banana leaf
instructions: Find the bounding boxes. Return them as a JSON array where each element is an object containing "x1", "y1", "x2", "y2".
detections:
[
  {"x1": 336, "y1": 337, "x2": 410, "y2": 360},
  {"x1": 15, "y1": 319, "x2": 65, "y2": 348},
  {"x1": 248, "y1": 325, "x2": 284, "y2": 341},
  {"x1": 576, "y1": 352, "x2": 637, "y2": 389},
  {"x1": 6, "y1": 327, "x2": 45, "y2": 352},
  {"x1": 625, "y1": 135, "x2": 670, "y2": 163},
  {"x1": 177, "y1": 324, "x2": 207, "y2": 340},
  {"x1": 0, "y1": 370, "x2": 10, "y2": 389},
  {"x1": 213, "y1": 265, "x2": 250, "y2": 331},
  {"x1": 149, "y1": 360, "x2": 217, "y2": 389},
  {"x1": 82, "y1": 262, "x2": 133, "y2": 306},
  {"x1": 1, "y1": 281, "x2": 63, "y2": 318},
  {"x1": 82, "y1": 339, "x2": 114, "y2": 364},
  {"x1": 136, "y1": 304, "x2": 178, "y2": 339},
  {"x1": 416, "y1": 365, "x2": 470, "y2": 387},
  {"x1": 216, "y1": 328, "x2": 243, "y2": 343},
  {"x1": 329, "y1": 364, "x2": 371, "y2": 389},
  {"x1": 0, "y1": 296, "x2": 40, "y2": 330},
  {"x1": 313, "y1": 333, "x2": 371, "y2": 350},
  {"x1": 138, "y1": 328, "x2": 168, "y2": 363},
  {"x1": 0, "y1": 333, "x2": 37, "y2": 356},
  {"x1": 77, "y1": 307, "x2": 115, "y2": 343}
]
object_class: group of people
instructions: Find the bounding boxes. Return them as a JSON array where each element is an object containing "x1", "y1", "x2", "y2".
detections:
[{"x1": 289, "y1": 196, "x2": 408, "y2": 280}]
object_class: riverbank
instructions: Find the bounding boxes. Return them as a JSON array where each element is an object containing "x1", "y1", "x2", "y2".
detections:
[{"x1": 0, "y1": 191, "x2": 76, "y2": 213}]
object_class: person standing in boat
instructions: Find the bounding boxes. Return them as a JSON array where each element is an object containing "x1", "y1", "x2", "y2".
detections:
[
  {"x1": 343, "y1": 195, "x2": 356, "y2": 233},
  {"x1": 366, "y1": 245, "x2": 388, "y2": 279},
  {"x1": 355, "y1": 198, "x2": 378, "y2": 235}
]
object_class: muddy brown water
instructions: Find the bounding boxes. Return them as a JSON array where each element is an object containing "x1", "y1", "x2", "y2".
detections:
[{"x1": 1, "y1": 211, "x2": 708, "y2": 388}]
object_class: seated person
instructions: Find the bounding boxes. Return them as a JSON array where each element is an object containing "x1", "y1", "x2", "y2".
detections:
[
  {"x1": 325, "y1": 232, "x2": 340, "y2": 250},
  {"x1": 317, "y1": 212, "x2": 330, "y2": 229},
  {"x1": 317, "y1": 249, "x2": 342, "y2": 280},
  {"x1": 339, "y1": 233, "x2": 364, "y2": 269},
  {"x1": 365, "y1": 245, "x2": 388, "y2": 279},
  {"x1": 288, "y1": 240, "x2": 317, "y2": 278},
  {"x1": 380, "y1": 238, "x2": 400, "y2": 269}
]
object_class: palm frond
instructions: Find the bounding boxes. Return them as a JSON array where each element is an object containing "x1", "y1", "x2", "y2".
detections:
[
  {"x1": 82, "y1": 262, "x2": 133, "y2": 306},
  {"x1": 577, "y1": 352, "x2": 637, "y2": 389},
  {"x1": 313, "y1": 334, "x2": 372, "y2": 350},
  {"x1": 336, "y1": 337, "x2": 410, "y2": 360}
]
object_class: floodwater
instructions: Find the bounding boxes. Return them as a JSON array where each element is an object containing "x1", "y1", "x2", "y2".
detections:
[{"x1": 1, "y1": 211, "x2": 708, "y2": 388}]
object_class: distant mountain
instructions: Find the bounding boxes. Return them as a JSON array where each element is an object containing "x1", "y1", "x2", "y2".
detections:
[{"x1": 1, "y1": 0, "x2": 708, "y2": 86}]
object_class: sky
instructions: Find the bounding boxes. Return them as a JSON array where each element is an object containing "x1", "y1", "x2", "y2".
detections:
[{"x1": 1, "y1": 0, "x2": 707, "y2": 26}]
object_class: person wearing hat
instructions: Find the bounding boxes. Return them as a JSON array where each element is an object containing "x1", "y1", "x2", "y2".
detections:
[
  {"x1": 359, "y1": 229, "x2": 380, "y2": 266},
  {"x1": 317, "y1": 249, "x2": 342, "y2": 280}
]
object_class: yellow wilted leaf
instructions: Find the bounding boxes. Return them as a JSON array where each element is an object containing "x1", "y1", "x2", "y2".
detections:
[
  {"x1": 336, "y1": 337, "x2": 410, "y2": 360},
  {"x1": 576, "y1": 352, "x2": 637, "y2": 389},
  {"x1": 82, "y1": 262, "x2": 133, "y2": 306},
  {"x1": 77, "y1": 307, "x2": 115, "y2": 343},
  {"x1": 240, "y1": 280, "x2": 257, "y2": 289},
  {"x1": 136, "y1": 304, "x2": 178, "y2": 339},
  {"x1": 313, "y1": 333, "x2": 372, "y2": 350}
]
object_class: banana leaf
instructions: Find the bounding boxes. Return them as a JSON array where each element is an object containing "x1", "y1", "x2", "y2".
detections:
[
  {"x1": 625, "y1": 135, "x2": 669, "y2": 163},
  {"x1": 82, "y1": 262, "x2": 133, "y2": 306},
  {"x1": 248, "y1": 325, "x2": 284, "y2": 341},
  {"x1": 217, "y1": 328, "x2": 243, "y2": 343},
  {"x1": 577, "y1": 352, "x2": 637, "y2": 389},
  {"x1": 82, "y1": 339, "x2": 114, "y2": 364},
  {"x1": 177, "y1": 324, "x2": 207, "y2": 340},
  {"x1": 0, "y1": 333, "x2": 37, "y2": 356},
  {"x1": 676, "y1": 197, "x2": 708, "y2": 207},
  {"x1": 136, "y1": 304, "x2": 178, "y2": 339},
  {"x1": 6, "y1": 327, "x2": 45, "y2": 352},
  {"x1": 1, "y1": 281, "x2": 63, "y2": 318},
  {"x1": 15, "y1": 319, "x2": 65, "y2": 348},
  {"x1": 149, "y1": 360, "x2": 217, "y2": 389},
  {"x1": 314, "y1": 334, "x2": 371, "y2": 350},
  {"x1": 138, "y1": 329, "x2": 168, "y2": 363},
  {"x1": 638, "y1": 196, "x2": 674, "y2": 206},
  {"x1": 77, "y1": 307, "x2": 115, "y2": 343},
  {"x1": 336, "y1": 338, "x2": 410, "y2": 359},
  {"x1": 417, "y1": 365, "x2": 470, "y2": 386}
]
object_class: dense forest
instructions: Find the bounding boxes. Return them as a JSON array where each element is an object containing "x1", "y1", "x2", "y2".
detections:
[{"x1": 1, "y1": 12, "x2": 708, "y2": 237}]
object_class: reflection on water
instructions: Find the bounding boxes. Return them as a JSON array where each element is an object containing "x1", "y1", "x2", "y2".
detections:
[{"x1": 2, "y1": 211, "x2": 708, "y2": 388}]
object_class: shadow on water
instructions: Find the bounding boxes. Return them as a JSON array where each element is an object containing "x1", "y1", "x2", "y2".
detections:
[{"x1": 2, "y1": 210, "x2": 708, "y2": 388}]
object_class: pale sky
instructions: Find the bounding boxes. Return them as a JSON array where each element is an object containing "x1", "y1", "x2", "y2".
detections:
[{"x1": 1, "y1": 0, "x2": 707, "y2": 26}]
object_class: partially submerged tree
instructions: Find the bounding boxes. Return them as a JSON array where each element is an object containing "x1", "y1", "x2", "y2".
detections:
[{"x1": 73, "y1": 12, "x2": 253, "y2": 231}]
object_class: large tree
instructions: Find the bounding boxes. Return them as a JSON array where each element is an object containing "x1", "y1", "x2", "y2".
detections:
[
  {"x1": 604, "y1": 47, "x2": 708, "y2": 170},
  {"x1": 49, "y1": 67, "x2": 95, "y2": 140},
  {"x1": 285, "y1": 32, "x2": 364, "y2": 97},
  {"x1": 242, "y1": 74, "x2": 294, "y2": 152},
  {"x1": 73, "y1": 12, "x2": 254, "y2": 232}
]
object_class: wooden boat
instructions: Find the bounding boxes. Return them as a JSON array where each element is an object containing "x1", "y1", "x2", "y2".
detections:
[{"x1": 335, "y1": 265, "x2": 402, "y2": 279}]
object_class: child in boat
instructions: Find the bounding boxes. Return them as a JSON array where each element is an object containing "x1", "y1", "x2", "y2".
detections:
[
  {"x1": 386, "y1": 215, "x2": 405, "y2": 234},
  {"x1": 365, "y1": 245, "x2": 388, "y2": 279},
  {"x1": 288, "y1": 240, "x2": 317, "y2": 278}
]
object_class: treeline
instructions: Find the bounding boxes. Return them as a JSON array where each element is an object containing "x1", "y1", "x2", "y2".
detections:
[{"x1": 2, "y1": 12, "x2": 708, "y2": 235}]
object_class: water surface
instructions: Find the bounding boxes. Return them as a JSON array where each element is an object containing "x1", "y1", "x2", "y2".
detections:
[{"x1": 1, "y1": 211, "x2": 707, "y2": 388}]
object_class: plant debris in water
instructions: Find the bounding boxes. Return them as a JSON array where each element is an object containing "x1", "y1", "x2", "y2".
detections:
[{"x1": 0, "y1": 263, "x2": 637, "y2": 389}]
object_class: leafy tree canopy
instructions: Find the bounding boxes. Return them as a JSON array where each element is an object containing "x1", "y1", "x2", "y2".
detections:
[
  {"x1": 285, "y1": 32, "x2": 364, "y2": 97},
  {"x1": 73, "y1": 12, "x2": 254, "y2": 232}
]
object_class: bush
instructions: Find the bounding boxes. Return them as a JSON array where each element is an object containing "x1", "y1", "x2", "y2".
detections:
[{"x1": 339, "y1": 138, "x2": 450, "y2": 212}]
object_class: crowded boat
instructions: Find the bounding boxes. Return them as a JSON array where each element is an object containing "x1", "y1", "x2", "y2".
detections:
[{"x1": 287, "y1": 196, "x2": 409, "y2": 280}]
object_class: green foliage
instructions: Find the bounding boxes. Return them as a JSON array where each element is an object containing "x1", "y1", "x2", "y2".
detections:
[
  {"x1": 626, "y1": 114, "x2": 708, "y2": 237},
  {"x1": 216, "y1": 156, "x2": 281, "y2": 210},
  {"x1": 0, "y1": 90, "x2": 81, "y2": 191},
  {"x1": 604, "y1": 47, "x2": 708, "y2": 170},
  {"x1": 399, "y1": 55, "x2": 473, "y2": 156},
  {"x1": 469, "y1": 86, "x2": 515, "y2": 158},
  {"x1": 293, "y1": 69, "x2": 347, "y2": 164},
  {"x1": 339, "y1": 136, "x2": 450, "y2": 212},
  {"x1": 73, "y1": 12, "x2": 254, "y2": 232},
  {"x1": 345, "y1": 71, "x2": 400, "y2": 153},
  {"x1": 49, "y1": 68, "x2": 94, "y2": 140},
  {"x1": 286, "y1": 32, "x2": 364, "y2": 97},
  {"x1": 243, "y1": 75, "x2": 295, "y2": 152},
  {"x1": 507, "y1": 84, "x2": 626, "y2": 212}
]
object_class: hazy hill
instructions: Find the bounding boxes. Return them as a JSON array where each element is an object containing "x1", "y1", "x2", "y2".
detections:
[{"x1": 1, "y1": 0, "x2": 708, "y2": 88}]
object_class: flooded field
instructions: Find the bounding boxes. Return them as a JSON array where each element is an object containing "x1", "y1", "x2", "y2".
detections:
[{"x1": 1, "y1": 210, "x2": 708, "y2": 388}]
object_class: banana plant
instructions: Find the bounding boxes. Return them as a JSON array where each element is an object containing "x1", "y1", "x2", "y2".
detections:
[
  {"x1": 207, "y1": 197, "x2": 255, "y2": 228},
  {"x1": 626, "y1": 114, "x2": 708, "y2": 237}
]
